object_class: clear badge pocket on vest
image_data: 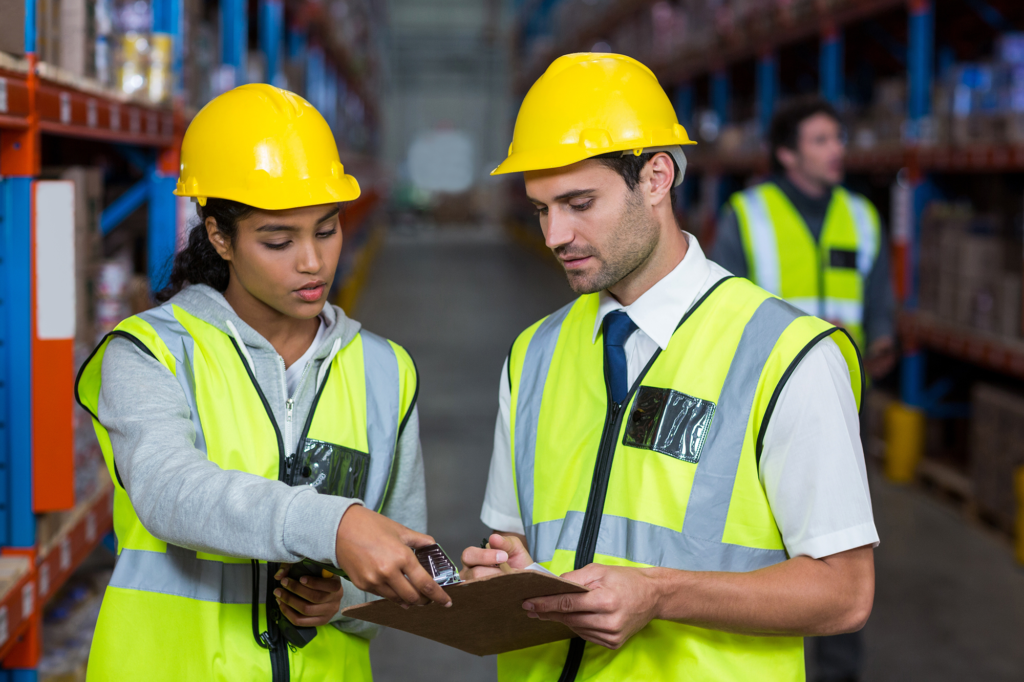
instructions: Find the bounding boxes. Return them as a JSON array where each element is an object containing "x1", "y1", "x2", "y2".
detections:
[
  {"x1": 622, "y1": 386, "x2": 716, "y2": 464},
  {"x1": 829, "y1": 248, "x2": 859, "y2": 269},
  {"x1": 291, "y1": 439, "x2": 371, "y2": 500}
]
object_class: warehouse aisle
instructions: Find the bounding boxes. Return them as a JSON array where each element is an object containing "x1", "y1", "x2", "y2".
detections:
[
  {"x1": 858, "y1": 471, "x2": 1024, "y2": 681},
  {"x1": 354, "y1": 228, "x2": 1024, "y2": 682},
  {"x1": 356, "y1": 227, "x2": 573, "y2": 682}
]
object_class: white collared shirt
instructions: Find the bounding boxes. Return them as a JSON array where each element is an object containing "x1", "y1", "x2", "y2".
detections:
[{"x1": 481, "y1": 233, "x2": 878, "y2": 560}]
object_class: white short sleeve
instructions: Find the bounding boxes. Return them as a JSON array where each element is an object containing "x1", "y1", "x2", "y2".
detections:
[
  {"x1": 759, "y1": 337, "x2": 879, "y2": 559},
  {"x1": 480, "y1": 358, "x2": 526, "y2": 534}
]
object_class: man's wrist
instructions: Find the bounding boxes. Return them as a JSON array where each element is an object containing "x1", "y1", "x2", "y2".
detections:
[{"x1": 643, "y1": 566, "x2": 692, "y2": 622}]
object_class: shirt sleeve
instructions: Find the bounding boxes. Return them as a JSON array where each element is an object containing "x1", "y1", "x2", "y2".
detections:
[
  {"x1": 708, "y1": 204, "x2": 750, "y2": 278},
  {"x1": 480, "y1": 358, "x2": 526, "y2": 534},
  {"x1": 863, "y1": 222, "x2": 897, "y2": 347},
  {"x1": 759, "y1": 337, "x2": 879, "y2": 559}
]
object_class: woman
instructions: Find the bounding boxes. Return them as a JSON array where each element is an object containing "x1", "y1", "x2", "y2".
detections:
[{"x1": 75, "y1": 84, "x2": 448, "y2": 681}]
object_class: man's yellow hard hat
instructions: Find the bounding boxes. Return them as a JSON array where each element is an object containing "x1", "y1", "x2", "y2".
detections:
[
  {"x1": 174, "y1": 83, "x2": 360, "y2": 210},
  {"x1": 491, "y1": 53, "x2": 695, "y2": 185}
]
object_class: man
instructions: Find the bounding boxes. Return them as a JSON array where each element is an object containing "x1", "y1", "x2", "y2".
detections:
[
  {"x1": 461, "y1": 53, "x2": 878, "y2": 682},
  {"x1": 711, "y1": 98, "x2": 897, "y2": 380}
]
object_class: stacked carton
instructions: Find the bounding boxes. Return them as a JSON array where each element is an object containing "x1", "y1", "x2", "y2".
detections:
[
  {"x1": 970, "y1": 384, "x2": 1024, "y2": 533},
  {"x1": 0, "y1": 0, "x2": 26, "y2": 54},
  {"x1": 934, "y1": 33, "x2": 1024, "y2": 147},
  {"x1": 918, "y1": 202, "x2": 1022, "y2": 339}
]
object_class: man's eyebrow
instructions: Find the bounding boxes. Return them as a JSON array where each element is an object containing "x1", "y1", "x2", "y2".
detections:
[
  {"x1": 254, "y1": 207, "x2": 341, "y2": 233},
  {"x1": 554, "y1": 189, "x2": 596, "y2": 201},
  {"x1": 525, "y1": 189, "x2": 596, "y2": 205}
]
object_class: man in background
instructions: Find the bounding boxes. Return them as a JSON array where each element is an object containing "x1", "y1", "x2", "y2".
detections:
[
  {"x1": 711, "y1": 98, "x2": 894, "y2": 682},
  {"x1": 712, "y1": 98, "x2": 896, "y2": 383}
]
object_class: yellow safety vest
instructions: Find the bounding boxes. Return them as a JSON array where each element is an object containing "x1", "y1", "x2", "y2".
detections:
[
  {"x1": 730, "y1": 182, "x2": 881, "y2": 350},
  {"x1": 75, "y1": 302, "x2": 418, "y2": 682},
  {"x1": 501, "y1": 277, "x2": 862, "y2": 682}
]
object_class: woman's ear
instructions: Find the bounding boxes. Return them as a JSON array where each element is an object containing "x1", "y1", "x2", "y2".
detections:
[{"x1": 205, "y1": 217, "x2": 233, "y2": 261}]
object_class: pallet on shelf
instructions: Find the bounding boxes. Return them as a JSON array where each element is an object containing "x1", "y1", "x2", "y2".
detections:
[
  {"x1": 899, "y1": 311, "x2": 1024, "y2": 381},
  {"x1": 0, "y1": 556, "x2": 34, "y2": 662}
]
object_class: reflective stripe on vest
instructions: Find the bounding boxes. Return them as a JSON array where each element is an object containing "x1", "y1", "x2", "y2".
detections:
[
  {"x1": 137, "y1": 305, "x2": 208, "y2": 453},
  {"x1": 736, "y1": 189, "x2": 782, "y2": 295},
  {"x1": 109, "y1": 546, "x2": 264, "y2": 605},
  {"x1": 361, "y1": 331, "x2": 403, "y2": 511},
  {"x1": 516, "y1": 296, "x2": 798, "y2": 571}
]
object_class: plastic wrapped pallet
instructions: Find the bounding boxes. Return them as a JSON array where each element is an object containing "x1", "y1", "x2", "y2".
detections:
[{"x1": 970, "y1": 384, "x2": 1024, "y2": 533}]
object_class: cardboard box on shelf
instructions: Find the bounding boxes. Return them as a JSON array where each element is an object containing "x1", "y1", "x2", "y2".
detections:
[
  {"x1": 0, "y1": 0, "x2": 26, "y2": 55},
  {"x1": 971, "y1": 383, "x2": 1024, "y2": 534},
  {"x1": 55, "y1": 167, "x2": 104, "y2": 347},
  {"x1": 60, "y1": 0, "x2": 96, "y2": 78},
  {"x1": 999, "y1": 273, "x2": 1022, "y2": 338},
  {"x1": 37, "y1": 0, "x2": 63, "y2": 65},
  {"x1": 36, "y1": 510, "x2": 69, "y2": 550},
  {"x1": 862, "y1": 389, "x2": 895, "y2": 462}
]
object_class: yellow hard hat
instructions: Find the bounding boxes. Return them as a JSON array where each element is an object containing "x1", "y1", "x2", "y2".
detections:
[
  {"x1": 492, "y1": 53, "x2": 694, "y2": 185},
  {"x1": 174, "y1": 83, "x2": 360, "y2": 210}
]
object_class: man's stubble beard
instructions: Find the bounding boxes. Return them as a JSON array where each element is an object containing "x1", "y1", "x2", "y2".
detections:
[{"x1": 559, "y1": 190, "x2": 661, "y2": 295}]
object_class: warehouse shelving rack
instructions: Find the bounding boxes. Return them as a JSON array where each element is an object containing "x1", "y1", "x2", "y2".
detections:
[
  {"x1": 0, "y1": 0, "x2": 383, "y2": 678},
  {"x1": 512, "y1": 0, "x2": 1024, "y2": 419}
]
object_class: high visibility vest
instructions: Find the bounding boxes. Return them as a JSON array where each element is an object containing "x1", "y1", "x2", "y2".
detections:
[
  {"x1": 75, "y1": 302, "x2": 418, "y2": 682},
  {"x1": 501, "y1": 277, "x2": 862, "y2": 682},
  {"x1": 729, "y1": 182, "x2": 880, "y2": 350}
]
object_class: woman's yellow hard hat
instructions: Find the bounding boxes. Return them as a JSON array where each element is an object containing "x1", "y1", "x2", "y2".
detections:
[
  {"x1": 175, "y1": 83, "x2": 360, "y2": 210},
  {"x1": 492, "y1": 53, "x2": 694, "y2": 182}
]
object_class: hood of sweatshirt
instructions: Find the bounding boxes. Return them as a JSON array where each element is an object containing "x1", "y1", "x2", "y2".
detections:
[
  {"x1": 164, "y1": 284, "x2": 363, "y2": 448},
  {"x1": 167, "y1": 283, "x2": 362, "y2": 361}
]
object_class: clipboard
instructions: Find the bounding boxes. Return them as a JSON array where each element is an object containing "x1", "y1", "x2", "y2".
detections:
[{"x1": 341, "y1": 568, "x2": 589, "y2": 656}]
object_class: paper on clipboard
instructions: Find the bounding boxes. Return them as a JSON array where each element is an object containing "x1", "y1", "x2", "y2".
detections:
[{"x1": 341, "y1": 568, "x2": 588, "y2": 656}]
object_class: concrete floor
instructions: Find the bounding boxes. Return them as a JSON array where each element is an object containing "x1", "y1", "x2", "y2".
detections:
[{"x1": 355, "y1": 228, "x2": 1024, "y2": 682}]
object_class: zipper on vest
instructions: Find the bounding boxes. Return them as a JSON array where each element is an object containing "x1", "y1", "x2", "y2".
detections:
[
  {"x1": 574, "y1": 400, "x2": 622, "y2": 569},
  {"x1": 557, "y1": 359, "x2": 633, "y2": 682},
  {"x1": 551, "y1": 281, "x2": 733, "y2": 682},
  {"x1": 229, "y1": 339, "x2": 291, "y2": 682}
]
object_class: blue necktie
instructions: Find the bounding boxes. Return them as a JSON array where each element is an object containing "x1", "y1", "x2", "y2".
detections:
[{"x1": 604, "y1": 310, "x2": 638, "y2": 405}]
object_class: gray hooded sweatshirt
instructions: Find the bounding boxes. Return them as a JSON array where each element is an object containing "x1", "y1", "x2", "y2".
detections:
[{"x1": 96, "y1": 284, "x2": 426, "y2": 639}]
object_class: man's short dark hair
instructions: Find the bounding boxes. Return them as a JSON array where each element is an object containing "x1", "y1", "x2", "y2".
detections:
[
  {"x1": 769, "y1": 98, "x2": 842, "y2": 174},
  {"x1": 595, "y1": 151, "x2": 678, "y2": 208}
]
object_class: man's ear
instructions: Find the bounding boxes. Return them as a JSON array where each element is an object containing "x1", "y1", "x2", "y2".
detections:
[
  {"x1": 776, "y1": 146, "x2": 798, "y2": 172},
  {"x1": 205, "y1": 217, "x2": 232, "y2": 262},
  {"x1": 643, "y1": 152, "x2": 675, "y2": 207}
]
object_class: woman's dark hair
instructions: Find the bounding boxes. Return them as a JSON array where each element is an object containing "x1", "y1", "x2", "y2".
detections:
[
  {"x1": 769, "y1": 98, "x2": 842, "y2": 174},
  {"x1": 155, "y1": 198, "x2": 255, "y2": 302}
]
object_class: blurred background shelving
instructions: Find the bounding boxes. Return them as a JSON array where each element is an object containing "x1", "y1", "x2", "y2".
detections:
[
  {"x1": 0, "y1": 0, "x2": 387, "y2": 678},
  {"x1": 0, "y1": 0, "x2": 1022, "y2": 679}
]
